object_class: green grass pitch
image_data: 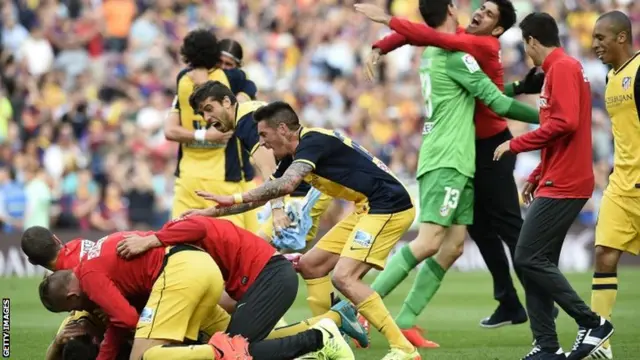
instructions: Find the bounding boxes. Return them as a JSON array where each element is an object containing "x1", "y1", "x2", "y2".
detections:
[{"x1": 3, "y1": 269, "x2": 640, "y2": 359}]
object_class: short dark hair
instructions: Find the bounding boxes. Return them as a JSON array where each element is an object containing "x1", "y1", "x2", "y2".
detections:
[
  {"x1": 253, "y1": 101, "x2": 300, "y2": 130},
  {"x1": 180, "y1": 29, "x2": 220, "y2": 69},
  {"x1": 39, "y1": 270, "x2": 73, "y2": 313},
  {"x1": 189, "y1": 81, "x2": 237, "y2": 113},
  {"x1": 219, "y1": 38, "x2": 244, "y2": 64},
  {"x1": 597, "y1": 11, "x2": 633, "y2": 44},
  {"x1": 490, "y1": 0, "x2": 517, "y2": 35},
  {"x1": 62, "y1": 335, "x2": 98, "y2": 360},
  {"x1": 21, "y1": 226, "x2": 60, "y2": 267},
  {"x1": 418, "y1": 0, "x2": 453, "y2": 28},
  {"x1": 519, "y1": 12, "x2": 561, "y2": 47}
]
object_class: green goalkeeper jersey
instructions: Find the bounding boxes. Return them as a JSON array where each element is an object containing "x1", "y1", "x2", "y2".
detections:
[{"x1": 417, "y1": 47, "x2": 526, "y2": 178}]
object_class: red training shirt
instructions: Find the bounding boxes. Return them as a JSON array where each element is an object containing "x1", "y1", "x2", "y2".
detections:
[
  {"x1": 374, "y1": 17, "x2": 508, "y2": 139},
  {"x1": 510, "y1": 48, "x2": 594, "y2": 198},
  {"x1": 73, "y1": 231, "x2": 160, "y2": 360},
  {"x1": 154, "y1": 216, "x2": 276, "y2": 300},
  {"x1": 55, "y1": 238, "x2": 95, "y2": 270}
]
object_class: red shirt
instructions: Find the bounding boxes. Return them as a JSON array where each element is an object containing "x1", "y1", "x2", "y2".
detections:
[
  {"x1": 73, "y1": 231, "x2": 160, "y2": 360},
  {"x1": 55, "y1": 238, "x2": 95, "y2": 270},
  {"x1": 510, "y1": 48, "x2": 594, "y2": 198},
  {"x1": 374, "y1": 17, "x2": 508, "y2": 139},
  {"x1": 155, "y1": 216, "x2": 276, "y2": 300}
]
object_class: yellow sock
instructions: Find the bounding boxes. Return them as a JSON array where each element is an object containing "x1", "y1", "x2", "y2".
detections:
[
  {"x1": 591, "y1": 272, "x2": 618, "y2": 349},
  {"x1": 305, "y1": 276, "x2": 334, "y2": 316},
  {"x1": 143, "y1": 344, "x2": 214, "y2": 360},
  {"x1": 357, "y1": 292, "x2": 414, "y2": 352},
  {"x1": 266, "y1": 310, "x2": 341, "y2": 339}
]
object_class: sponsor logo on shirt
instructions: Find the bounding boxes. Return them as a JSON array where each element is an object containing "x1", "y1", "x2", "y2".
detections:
[
  {"x1": 139, "y1": 307, "x2": 154, "y2": 324},
  {"x1": 461, "y1": 54, "x2": 480, "y2": 73},
  {"x1": 622, "y1": 76, "x2": 631, "y2": 90},
  {"x1": 86, "y1": 236, "x2": 107, "y2": 260},
  {"x1": 352, "y1": 230, "x2": 373, "y2": 248},
  {"x1": 422, "y1": 122, "x2": 434, "y2": 135}
]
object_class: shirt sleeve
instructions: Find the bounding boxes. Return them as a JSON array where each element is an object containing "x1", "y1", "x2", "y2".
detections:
[
  {"x1": 292, "y1": 132, "x2": 330, "y2": 169},
  {"x1": 510, "y1": 64, "x2": 581, "y2": 154},
  {"x1": 96, "y1": 325, "x2": 127, "y2": 360},
  {"x1": 79, "y1": 271, "x2": 138, "y2": 330},
  {"x1": 239, "y1": 80, "x2": 258, "y2": 100},
  {"x1": 234, "y1": 114, "x2": 260, "y2": 155},
  {"x1": 389, "y1": 17, "x2": 494, "y2": 60},
  {"x1": 372, "y1": 32, "x2": 408, "y2": 55},
  {"x1": 446, "y1": 52, "x2": 514, "y2": 116},
  {"x1": 155, "y1": 216, "x2": 208, "y2": 245}
]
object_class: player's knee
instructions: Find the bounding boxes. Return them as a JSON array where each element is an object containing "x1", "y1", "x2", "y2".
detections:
[
  {"x1": 62, "y1": 335, "x2": 98, "y2": 360},
  {"x1": 331, "y1": 259, "x2": 366, "y2": 292},
  {"x1": 594, "y1": 246, "x2": 619, "y2": 273},
  {"x1": 298, "y1": 253, "x2": 332, "y2": 279},
  {"x1": 513, "y1": 247, "x2": 534, "y2": 271}
]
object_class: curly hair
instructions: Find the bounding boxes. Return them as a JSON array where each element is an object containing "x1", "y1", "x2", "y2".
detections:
[{"x1": 180, "y1": 29, "x2": 220, "y2": 69}]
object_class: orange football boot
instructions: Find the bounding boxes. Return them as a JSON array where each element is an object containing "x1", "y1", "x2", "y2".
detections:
[
  {"x1": 209, "y1": 332, "x2": 253, "y2": 359},
  {"x1": 401, "y1": 326, "x2": 440, "y2": 349}
]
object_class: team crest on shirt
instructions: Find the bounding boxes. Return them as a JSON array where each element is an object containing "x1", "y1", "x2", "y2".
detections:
[
  {"x1": 139, "y1": 307, "x2": 154, "y2": 324},
  {"x1": 352, "y1": 230, "x2": 373, "y2": 248},
  {"x1": 622, "y1": 77, "x2": 632, "y2": 90},
  {"x1": 440, "y1": 205, "x2": 450, "y2": 217}
]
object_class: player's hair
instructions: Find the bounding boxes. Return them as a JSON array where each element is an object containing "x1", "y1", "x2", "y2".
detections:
[
  {"x1": 189, "y1": 80, "x2": 238, "y2": 112},
  {"x1": 219, "y1": 38, "x2": 244, "y2": 66},
  {"x1": 489, "y1": 0, "x2": 517, "y2": 35},
  {"x1": 39, "y1": 270, "x2": 73, "y2": 313},
  {"x1": 597, "y1": 11, "x2": 633, "y2": 44},
  {"x1": 418, "y1": 0, "x2": 453, "y2": 28},
  {"x1": 253, "y1": 101, "x2": 300, "y2": 131},
  {"x1": 180, "y1": 29, "x2": 221, "y2": 69},
  {"x1": 21, "y1": 226, "x2": 61, "y2": 267},
  {"x1": 519, "y1": 12, "x2": 561, "y2": 47},
  {"x1": 62, "y1": 335, "x2": 98, "y2": 360}
]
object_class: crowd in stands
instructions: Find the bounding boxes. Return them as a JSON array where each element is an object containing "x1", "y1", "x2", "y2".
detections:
[{"x1": 0, "y1": 0, "x2": 637, "y2": 233}]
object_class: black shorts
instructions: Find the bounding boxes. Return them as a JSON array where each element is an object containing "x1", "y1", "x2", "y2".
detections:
[{"x1": 226, "y1": 255, "x2": 299, "y2": 342}]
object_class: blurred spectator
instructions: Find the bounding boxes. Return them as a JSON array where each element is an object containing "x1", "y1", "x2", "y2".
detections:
[{"x1": 0, "y1": 0, "x2": 636, "y2": 233}]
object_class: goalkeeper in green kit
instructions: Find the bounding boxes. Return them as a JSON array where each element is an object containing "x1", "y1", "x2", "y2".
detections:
[{"x1": 351, "y1": 0, "x2": 540, "y2": 349}]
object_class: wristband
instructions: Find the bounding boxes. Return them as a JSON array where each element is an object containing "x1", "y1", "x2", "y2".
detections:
[
  {"x1": 232, "y1": 193, "x2": 243, "y2": 204},
  {"x1": 271, "y1": 200, "x2": 285, "y2": 210},
  {"x1": 194, "y1": 129, "x2": 206, "y2": 142}
]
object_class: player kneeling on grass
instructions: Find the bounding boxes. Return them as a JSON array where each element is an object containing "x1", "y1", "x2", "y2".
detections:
[
  {"x1": 36, "y1": 229, "x2": 250, "y2": 360},
  {"x1": 117, "y1": 215, "x2": 354, "y2": 360},
  {"x1": 21, "y1": 229, "x2": 133, "y2": 360}
]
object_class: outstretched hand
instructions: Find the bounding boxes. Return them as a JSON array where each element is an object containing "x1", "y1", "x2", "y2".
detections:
[
  {"x1": 354, "y1": 3, "x2": 392, "y2": 25},
  {"x1": 195, "y1": 191, "x2": 234, "y2": 207}
]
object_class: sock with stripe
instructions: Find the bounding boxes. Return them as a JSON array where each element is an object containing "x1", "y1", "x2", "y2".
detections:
[
  {"x1": 357, "y1": 292, "x2": 414, "y2": 353},
  {"x1": 266, "y1": 310, "x2": 341, "y2": 339},
  {"x1": 370, "y1": 245, "x2": 419, "y2": 298},
  {"x1": 395, "y1": 257, "x2": 446, "y2": 329},
  {"x1": 142, "y1": 344, "x2": 214, "y2": 360},
  {"x1": 591, "y1": 272, "x2": 618, "y2": 349},
  {"x1": 305, "y1": 276, "x2": 335, "y2": 316}
]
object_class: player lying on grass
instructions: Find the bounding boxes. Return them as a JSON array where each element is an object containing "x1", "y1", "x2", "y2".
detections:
[
  {"x1": 587, "y1": 10, "x2": 640, "y2": 360},
  {"x1": 21, "y1": 229, "x2": 135, "y2": 360},
  {"x1": 117, "y1": 215, "x2": 354, "y2": 360},
  {"x1": 187, "y1": 101, "x2": 420, "y2": 360},
  {"x1": 188, "y1": 80, "x2": 342, "y2": 313},
  {"x1": 352, "y1": 0, "x2": 540, "y2": 348},
  {"x1": 36, "y1": 230, "x2": 250, "y2": 360}
]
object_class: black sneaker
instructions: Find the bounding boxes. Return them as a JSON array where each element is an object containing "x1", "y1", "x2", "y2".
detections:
[
  {"x1": 522, "y1": 345, "x2": 566, "y2": 360},
  {"x1": 480, "y1": 305, "x2": 528, "y2": 328},
  {"x1": 566, "y1": 317, "x2": 614, "y2": 360}
]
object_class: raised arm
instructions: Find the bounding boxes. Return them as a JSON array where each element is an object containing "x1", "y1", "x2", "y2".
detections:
[{"x1": 447, "y1": 53, "x2": 539, "y2": 124}]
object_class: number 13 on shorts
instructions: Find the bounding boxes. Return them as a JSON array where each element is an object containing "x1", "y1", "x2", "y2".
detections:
[
  {"x1": 418, "y1": 168, "x2": 474, "y2": 227},
  {"x1": 441, "y1": 187, "x2": 460, "y2": 215}
]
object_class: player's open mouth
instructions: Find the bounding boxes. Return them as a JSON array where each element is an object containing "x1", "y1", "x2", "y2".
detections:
[{"x1": 471, "y1": 16, "x2": 480, "y2": 26}]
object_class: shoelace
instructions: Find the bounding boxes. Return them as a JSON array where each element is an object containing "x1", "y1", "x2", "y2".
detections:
[
  {"x1": 572, "y1": 329, "x2": 587, "y2": 351},
  {"x1": 525, "y1": 346, "x2": 542, "y2": 358}
]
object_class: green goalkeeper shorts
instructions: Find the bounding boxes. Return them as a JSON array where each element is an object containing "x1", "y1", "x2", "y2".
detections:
[{"x1": 417, "y1": 168, "x2": 474, "y2": 226}]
